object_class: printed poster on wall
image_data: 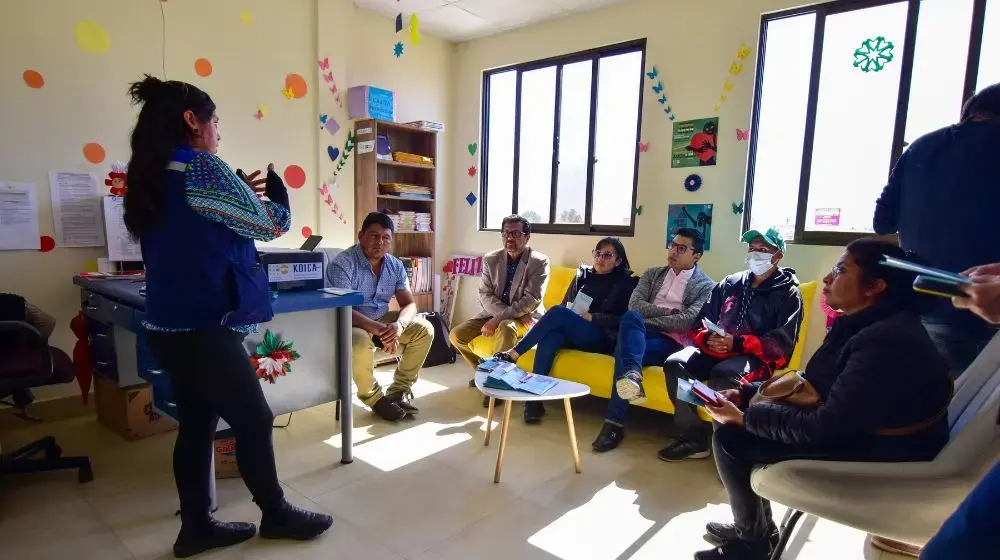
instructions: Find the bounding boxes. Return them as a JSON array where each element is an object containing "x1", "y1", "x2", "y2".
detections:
[
  {"x1": 667, "y1": 204, "x2": 713, "y2": 251},
  {"x1": 671, "y1": 117, "x2": 719, "y2": 168}
]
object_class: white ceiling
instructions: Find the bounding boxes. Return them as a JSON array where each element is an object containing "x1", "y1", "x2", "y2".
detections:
[{"x1": 353, "y1": 0, "x2": 629, "y2": 42}]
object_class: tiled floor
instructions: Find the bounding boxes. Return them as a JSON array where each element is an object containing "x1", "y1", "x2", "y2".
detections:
[{"x1": 0, "y1": 362, "x2": 909, "y2": 560}]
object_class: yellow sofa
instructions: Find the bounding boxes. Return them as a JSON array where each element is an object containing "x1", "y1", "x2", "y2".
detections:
[{"x1": 469, "y1": 266, "x2": 816, "y2": 419}]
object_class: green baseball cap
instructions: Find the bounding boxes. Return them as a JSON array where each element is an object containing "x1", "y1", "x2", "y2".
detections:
[{"x1": 742, "y1": 227, "x2": 786, "y2": 252}]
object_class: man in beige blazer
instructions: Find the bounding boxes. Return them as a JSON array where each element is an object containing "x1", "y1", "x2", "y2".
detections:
[{"x1": 450, "y1": 215, "x2": 550, "y2": 378}]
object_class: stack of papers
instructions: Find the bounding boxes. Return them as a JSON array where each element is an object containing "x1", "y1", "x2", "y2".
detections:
[
  {"x1": 405, "y1": 120, "x2": 445, "y2": 132},
  {"x1": 478, "y1": 360, "x2": 558, "y2": 395}
]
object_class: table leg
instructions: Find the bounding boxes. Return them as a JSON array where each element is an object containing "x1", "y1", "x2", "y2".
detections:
[
  {"x1": 493, "y1": 400, "x2": 513, "y2": 483},
  {"x1": 564, "y1": 398, "x2": 581, "y2": 474},
  {"x1": 336, "y1": 306, "x2": 353, "y2": 464},
  {"x1": 484, "y1": 397, "x2": 496, "y2": 447}
]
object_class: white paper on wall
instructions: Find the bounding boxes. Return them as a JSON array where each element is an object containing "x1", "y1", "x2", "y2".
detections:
[{"x1": 0, "y1": 182, "x2": 41, "y2": 251}]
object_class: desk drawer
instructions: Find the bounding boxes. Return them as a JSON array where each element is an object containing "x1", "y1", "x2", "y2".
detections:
[{"x1": 82, "y1": 291, "x2": 137, "y2": 331}]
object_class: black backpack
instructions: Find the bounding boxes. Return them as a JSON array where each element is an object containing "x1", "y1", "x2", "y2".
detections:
[{"x1": 421, "y1": 312, "x2": 457, "y2": 367}]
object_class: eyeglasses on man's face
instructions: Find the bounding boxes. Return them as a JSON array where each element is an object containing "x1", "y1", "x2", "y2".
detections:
[
  {"x1": 592, "y1": 250, "x2": 617, "y2": 261},
  {"x1": 501, "y1": 230, "x2": 526, "y2": 239},
  {"x1": 668, "y1": 242, "x2": 692, "y2": 255}
]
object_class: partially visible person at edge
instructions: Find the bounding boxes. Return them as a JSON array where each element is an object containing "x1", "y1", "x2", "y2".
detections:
[
  {"x1": 491, "y1": 237, "x2": 637, "y2": 424},
  {"x1": 449, "y1": 215, "x2": 550, "y2": 406},
  {"x1": 123, "y1": 75, "x2": 331, "y2": 558},
  {"x1": 695, "y1": 239, "x2": 952, "y2": 560},
  {"x1": 874, "y1": 82, "x2": 1000, "y2": 377},
  {"x1": 327, "y1": 211, "x2": 434, "y2": 422},
  {"x1": 658, "y1": 228, "x2": 803, "y2": 463},
  {"x1": 591, "y1": 228, "x2": 715, "y2": 452},
  {"x1": 920, "y1": 262, "x2": 1000, "y2": 560}
]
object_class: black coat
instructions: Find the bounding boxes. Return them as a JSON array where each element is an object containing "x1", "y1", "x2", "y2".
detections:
[
  {"x1": 742, "y1": 303, "x2": 952, "y2": 461},
  {"x1": 561, "y1": 266, "x2": 638, "y2": 338}
]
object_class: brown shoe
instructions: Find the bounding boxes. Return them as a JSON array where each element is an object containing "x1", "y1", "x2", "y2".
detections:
[
  {"x1": 870, "y1": 536, "x2": 922, "y2": 558},
  {"x1": 371, "y1": 397, "x2": 407, "y2": 421}
]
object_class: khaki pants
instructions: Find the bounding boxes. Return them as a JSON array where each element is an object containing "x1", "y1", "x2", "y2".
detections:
[
  {"x1": 351, "y1": 312, "x2": 434, "y2": 406},
  {"x1": 449, "y1": 317, "x2": 526, "y2": 367}
]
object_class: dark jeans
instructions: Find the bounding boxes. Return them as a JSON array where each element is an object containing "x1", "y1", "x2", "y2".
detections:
[
  {"x1": 605, "y1": 311, "x2": 683, "y2": 426},
  {"x1": 922, "y1": 319, "x2": 997, "y2": 378},
  {"x1": 147, "y1": 328, "x2": 284, "y2": 525},
  {"x1": 922, "y1": 459, "x2": 1000, "y2": 559},
  {"x1": 513, "y1": 305, "x2": 614, "y2": 375},
  {"x1": 713, "y1": 424, "x2": 830, "y2": 542},
  {"x1": 664, "y1": 349, "x2": 762, "y2": 442}
]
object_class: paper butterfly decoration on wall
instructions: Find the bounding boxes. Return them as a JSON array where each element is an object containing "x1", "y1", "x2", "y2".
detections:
[
  {"x1": 635, "y1": 204, "x2": 643, "y2": 216},
  {"x1": 729, "y1": 63, "x2": 744, "y2": 76},
  {"x1": 723, "y1": 81, "x2": 734, "y2": 92},
  {"x1": 638, "y1": 141, "x2": 649, "y2": 153},
  {"x1": 737, "y1": 45, "x2": 752, "y2": 60},
  {"x1": 317, "y1": 57, "x2": 330, "y2": 71},
  {"x1": 664, "y1": 106, "x2": 675, "y2": 120},
  {"x1": 323, "y1": 72, "x2": 334, "y2": 83},
  {"x1": 658, "y1": 94, "x2": 667, "y2": 104},
  {"x1": 736, "y1": 128, "x2": 750, "y2": 142},
  {"x1": 253, "y1": 104, "x2": 267, "y2": 120},
  {"x1": 281, "y1": 87, "x2": 295, "y2": 99},
  {"x1": 646, "y1": 66, "x2": 659, "y2": 80},
  {"x1": 652, "y1": 81, "x2": 664, "y2": 93},
  {"x1": 713, "y1": 44, "x2": 752, "y2": 113},
  {"x1": 318, "y1": 183, "x2": 347, "y2": 224},
  {"x1": 732, "y1": 201, "x2": 745, "y2": 215},
  {"x1": 318, "y1": 57, "x2": 343, "y2": 107},
  {"x1": 647, "y1": 66, "x2": 678, "y2": 121}
]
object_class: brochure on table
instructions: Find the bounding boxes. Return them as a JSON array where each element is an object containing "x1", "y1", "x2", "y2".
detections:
[{"x1": 478, "y1": 360, "x2": 558, "y2": 395}]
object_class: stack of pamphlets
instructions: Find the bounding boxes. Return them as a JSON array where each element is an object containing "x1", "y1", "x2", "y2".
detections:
[{"x1": 477, "y1": 360, "x2": 558, "y2": 395}]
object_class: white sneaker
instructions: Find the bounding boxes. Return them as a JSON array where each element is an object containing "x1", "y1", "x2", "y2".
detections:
[{"x1": 615, "y1": 371, "x2": 647, "y2": 405}]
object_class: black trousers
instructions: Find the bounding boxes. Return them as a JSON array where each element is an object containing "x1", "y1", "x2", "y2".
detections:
[
  {"x1": 663, "y1": 349, "x2": 762, "y2": 441},
  {"x1": 148, "y1": 328, "x2": 284, "y2": 524},
  {"x1": 712, "y1": 424, "x2": 831, "y2": 542}
]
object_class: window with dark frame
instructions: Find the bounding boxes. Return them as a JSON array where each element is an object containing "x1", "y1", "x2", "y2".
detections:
[
  {"x1": 743, "y1": 0, "x2": 998, "y2": 246},
  {"x1": 479, "y1": 39, "x2": 647, "y2": 235}
]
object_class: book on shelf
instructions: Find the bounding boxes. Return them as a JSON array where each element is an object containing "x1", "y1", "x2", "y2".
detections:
[
  {"x1": 405, "y1": 120, "x2": 445, "y2": 132},
  {"x1": 399, "y1": 256, "x2": 433, "y2": 293},
  {"x1": 385, "y1": 210, "x2": 432, "y2": 233},
  {"x1": 379, "y1": 182, "x2": 432, "y2": 198}
]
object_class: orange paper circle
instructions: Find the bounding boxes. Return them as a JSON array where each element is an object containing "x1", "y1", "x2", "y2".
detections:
[
  {"x1": 284, "y1": 165, "x2": 306, "y2": 189},
  {"x1": 194, "y1": 58, "x2": 213, "y2": 77},
  {"x1": 284, "y1": 74, "x2": 307, "y2": 99},
  {"x1": 23, "y1": 70, "x2": 44, "y2": 88},
  {"x1": 301, "y1": 226, "x2": 313, "y2": 238},
  {"x1": 83, "y1": 142, "x2": 106, "y2": 164}
]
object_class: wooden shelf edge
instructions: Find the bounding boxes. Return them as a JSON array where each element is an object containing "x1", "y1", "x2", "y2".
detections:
[
  {"x1": 377, "y1": 194, "x2": 435, "y2": 202},
  {"x1": 377, "y1": 159, "x2": 436, "y2": 170}
]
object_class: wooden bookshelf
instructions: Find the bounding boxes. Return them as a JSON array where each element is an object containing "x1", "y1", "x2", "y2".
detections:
[{"x1": 354, "y1": 119, "x2": 438, "y2": 312}]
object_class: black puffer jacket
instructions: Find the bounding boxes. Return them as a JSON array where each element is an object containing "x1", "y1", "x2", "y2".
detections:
[
  {"x1": 741, "y1": 303, "x2": 952, "y2": 461},
  {"x1": 561, "y1": 266, "x2": 638, "y2": 339}
]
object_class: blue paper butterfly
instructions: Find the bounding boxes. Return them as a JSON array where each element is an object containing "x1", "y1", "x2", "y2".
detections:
[
  {"x1": 646, "y1": 66, "x2": 659, "y2": 80},
  {"x1": 657, "y1": 94, "x2": 667, "y2": 104},
  {"x1": 652, "y1": 81, "x2": 664, "y2": 93}
]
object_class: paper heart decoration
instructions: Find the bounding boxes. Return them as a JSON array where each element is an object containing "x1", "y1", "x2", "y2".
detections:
[
  {"x1": 468, "y1": 143, "x2": 477, "y2": 156},
  {"x1": 327, "y1": 146, "x2": 339, "y2": 161}
]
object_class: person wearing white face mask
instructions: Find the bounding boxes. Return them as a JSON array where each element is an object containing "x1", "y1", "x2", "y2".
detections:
[{"x1": 659, "y1": 227, "x2": 804, "y2": 462}]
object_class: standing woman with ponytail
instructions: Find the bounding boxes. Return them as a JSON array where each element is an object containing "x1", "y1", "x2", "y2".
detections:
[{"x1": 124, "y1": 75, "x2": 332, "y2": 558}]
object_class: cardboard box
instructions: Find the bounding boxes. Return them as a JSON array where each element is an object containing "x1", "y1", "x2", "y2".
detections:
[
  {"x1": 347, "y1": 85, "x2": 395, "y2": 121},
  {"x1": 94, "y1": 376, "x2": 176, "y2": 440},
  {"x1": 214, "y1": 436, "x2": 240, "y2": 479}
]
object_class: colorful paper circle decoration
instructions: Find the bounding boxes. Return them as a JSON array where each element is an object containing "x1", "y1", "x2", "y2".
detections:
[
  {"x1": 853, "y1": 36, "x2": 895, "y2": 73},
  {"x1": 684, "y1": 174, "x2": 703, "y2": 192}
]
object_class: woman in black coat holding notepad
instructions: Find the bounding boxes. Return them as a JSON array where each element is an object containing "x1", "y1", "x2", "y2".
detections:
[
  {"x1": 693, "y1": 239, "x2": 953, "y2": 560},
  {"x1": 492, "y1": 237, "x2": 637, "y2": 423}
]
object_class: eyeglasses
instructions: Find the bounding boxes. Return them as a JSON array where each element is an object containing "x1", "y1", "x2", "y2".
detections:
[
  {"x1": 501, "y1": 231, "x2": 526, "y2": 239},
  {"x1": 668, "y1": 242, "x2": 692, "y2": 255},
  {"x1": 592, "y1": 250, "x2": 617, "y2": 260},
  {"x1": 829, "y1": 265, "x2": 847, "y2": 277}
]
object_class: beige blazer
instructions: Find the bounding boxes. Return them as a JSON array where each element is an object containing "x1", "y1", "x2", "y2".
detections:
[{"x1": 474, "y1": 247, "x2": 550, "y2": 321}]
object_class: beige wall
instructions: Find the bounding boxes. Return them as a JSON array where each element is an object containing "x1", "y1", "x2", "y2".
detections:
[
  {"x1": 445, "y1": 0, "x2": 843, "y2": 360},
  {"x1": 0, "y1": 0, "x2": 453, "y2": 400}
]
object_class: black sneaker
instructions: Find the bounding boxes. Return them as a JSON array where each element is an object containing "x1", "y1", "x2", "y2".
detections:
[
  {"x1": 657, "y1": 438, "x2": 711, "y2": 462},
  {"x1": 260, "y1": 501, "x2": 334, "y2": 541},
  {"x1": 491, "y1": 351, "x2": 517, "y2": 363},
  {"x1": 705, "y1": 522, "x2": 779, "y2": 549},
  {"x1": 694, "y1": 539, "x2": 771, "y2": 560},
  {"x1": 386, "y1": 390, "x2": 419, "y2": 414},
  {"x1": 523, "y1": 402, "x2": 546, "y2": 424},
  {"x1": 371, "y1": 397, "x2": 408, "y2": 421},
  {"x1": 591, "y1": 422, "x2": 625, "y2": 452},
  {"x1": 173, "y1": 519, "x2": 256, "y2": 558},
  {"x1": 615, "y1": 370, "x2": 647, "y2": 405}
]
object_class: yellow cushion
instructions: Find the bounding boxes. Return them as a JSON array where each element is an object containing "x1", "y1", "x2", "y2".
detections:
[{"x1": 786, "y1": 281, "x2": 817, "y2": 372}]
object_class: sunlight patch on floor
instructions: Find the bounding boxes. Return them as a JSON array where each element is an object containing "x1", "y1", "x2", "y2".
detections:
[
  {"x1": 325, "y1": 417, "x2": 488, "y2": 472},
  {"x1": 528, "y1": 481, "x2": 657, "y2": 560}
]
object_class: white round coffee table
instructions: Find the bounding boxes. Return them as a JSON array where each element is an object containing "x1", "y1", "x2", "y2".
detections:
[{"x1": 474, "y1": 370, "x2": 591, "y2": 483}]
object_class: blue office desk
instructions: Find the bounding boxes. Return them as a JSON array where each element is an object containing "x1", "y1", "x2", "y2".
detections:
[{"x1": 73, "y1": 276, "x2": 362, "y2": 466}]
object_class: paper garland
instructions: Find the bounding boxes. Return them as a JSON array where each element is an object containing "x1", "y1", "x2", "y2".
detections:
[
  {"x1": 646, "y1": 66, "x2": 676, "y2": 121},
  {"x1": 713, "y1": 44, "x2": 752, "y2": 113},
  {"x1": 250, "y1": 330, "x2": 300, "y2": 384},
  {"x1": 319, "y1": 183, "x2": 347, "y2": 224},
  {"x1": 332, "y1": 130, "x2": 356, "y2": 176},
  {"x1": 317, "y1": 57, "x2": 342, "y2": 107},
  {"x1": 853, "y1": 36, "x2": 895, "y2": 73}
]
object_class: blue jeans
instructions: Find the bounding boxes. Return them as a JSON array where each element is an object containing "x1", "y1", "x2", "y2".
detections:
[
  {"x1": 605, "y1": 311, "x2": 683, "y2": 426},
  {"x1": 922, "y1": 459, "x2": 1000, "y2": 560},
  {"x1": 513, "y1": 305, "x2": 614, "y2": 376}
]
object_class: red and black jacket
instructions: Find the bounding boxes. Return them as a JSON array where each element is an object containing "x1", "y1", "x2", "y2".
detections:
[{"x1": 692, "y1": 268, "x2": 803, "y2": 384}]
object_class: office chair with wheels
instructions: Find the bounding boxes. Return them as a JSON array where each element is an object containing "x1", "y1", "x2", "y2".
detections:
[
  {"x1": 751, "y1": 333, "x2": 1000, "y2": 559},
  {"x1": 0, "y1": 320, "x2": 93, "y2": 483}
]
